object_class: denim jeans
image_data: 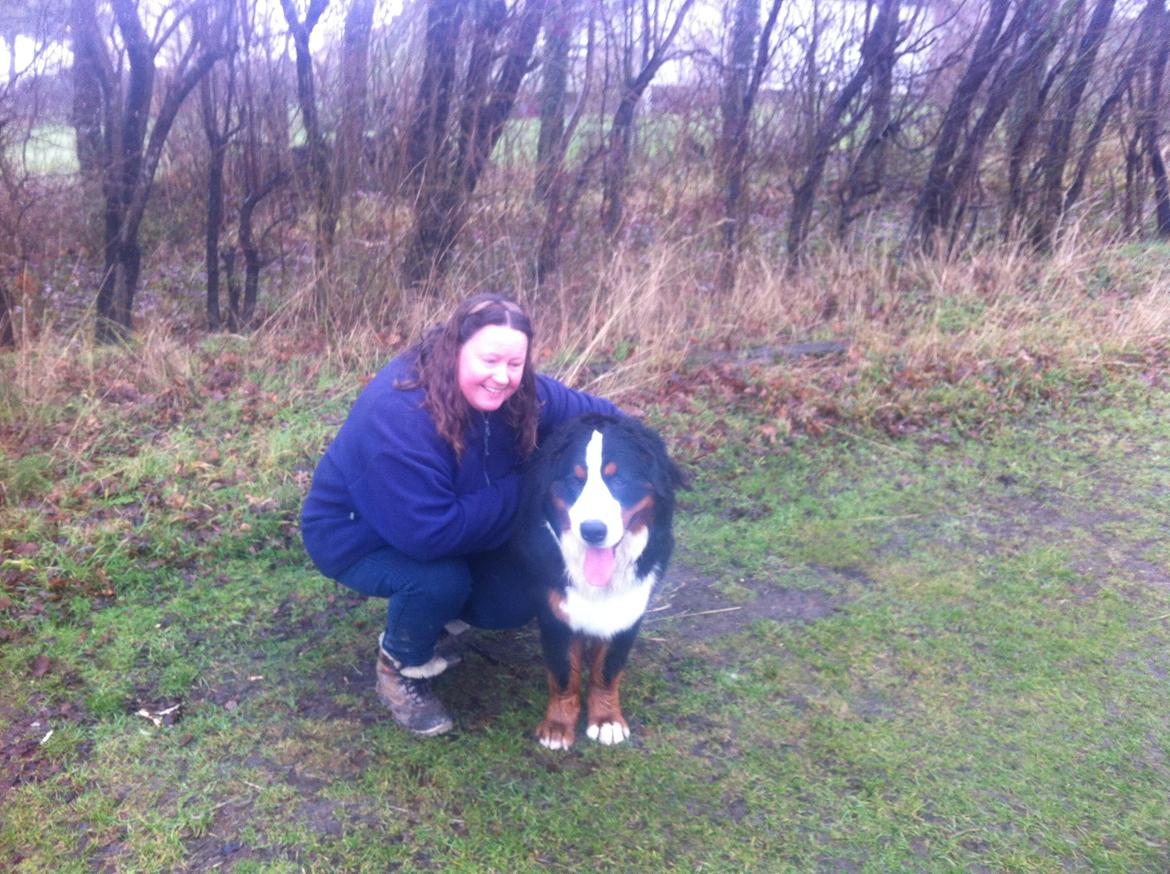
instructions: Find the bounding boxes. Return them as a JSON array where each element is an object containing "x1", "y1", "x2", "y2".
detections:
[{"x1": 335, "y1": 545, "x2": 534, "y2": 667}]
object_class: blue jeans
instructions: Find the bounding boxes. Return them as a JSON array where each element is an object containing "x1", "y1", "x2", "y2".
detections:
[{"x1": 335, "y1": 546, "x2": 534, "y2": 667}]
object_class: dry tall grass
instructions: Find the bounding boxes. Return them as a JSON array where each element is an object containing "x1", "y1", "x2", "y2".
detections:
[{"x1": 3, "y1": 231, "x2": 1168, "y2": 453}]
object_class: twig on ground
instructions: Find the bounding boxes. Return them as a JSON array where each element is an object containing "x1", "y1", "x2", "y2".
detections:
[{"x1": 644, "y1": 606, "x2": 742, "y2": 624}]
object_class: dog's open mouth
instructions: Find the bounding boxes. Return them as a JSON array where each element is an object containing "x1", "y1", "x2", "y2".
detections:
[{"x1": 583, "y1": 545, "x2": 617, "y2": 587}]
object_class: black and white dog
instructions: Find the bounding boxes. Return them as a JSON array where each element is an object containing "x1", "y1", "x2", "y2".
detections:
[{"x1": 512, "y1": 413, "x2": 685, "y2": 750}]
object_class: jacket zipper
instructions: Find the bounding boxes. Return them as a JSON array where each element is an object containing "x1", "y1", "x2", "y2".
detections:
[{"x1": 482, "y1": 413, "x2": 491, "y2": 484}]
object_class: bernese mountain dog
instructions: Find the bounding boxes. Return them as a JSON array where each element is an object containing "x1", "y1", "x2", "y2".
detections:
[{"x1": 512, "y1": 413, "x2": 685, "y2": 750}]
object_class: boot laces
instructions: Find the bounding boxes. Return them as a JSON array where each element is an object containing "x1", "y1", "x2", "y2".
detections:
[{"x1": 401, "y1": 674, "x2": 433, "y2": 704}]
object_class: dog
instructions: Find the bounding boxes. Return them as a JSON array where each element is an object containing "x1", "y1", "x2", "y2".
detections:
[{"x1": 512, "y1": 413, "x2": 685, "y2": 750}]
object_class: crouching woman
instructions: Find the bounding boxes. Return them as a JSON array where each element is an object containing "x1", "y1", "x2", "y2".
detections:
[{"x1": 301, "y1": 293, "x2": 616, "y2": 736}]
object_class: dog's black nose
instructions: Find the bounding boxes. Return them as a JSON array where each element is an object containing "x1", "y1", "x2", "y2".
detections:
[{"x1": 580, "y1": 521, "x2": 608, "y2": 545}]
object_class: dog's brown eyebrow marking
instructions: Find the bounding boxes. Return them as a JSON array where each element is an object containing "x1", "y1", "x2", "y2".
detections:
[
  {"x1": 604, "y1": 461, "x2": 618, "y2": 476},
  {"x1": 550, "y1": 493, "x2": 572, "y2": 531}
]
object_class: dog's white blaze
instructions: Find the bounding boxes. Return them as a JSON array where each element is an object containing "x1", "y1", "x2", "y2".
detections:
[{"x1": 567, "y1": 430, "x2": 624, "y2": 548}]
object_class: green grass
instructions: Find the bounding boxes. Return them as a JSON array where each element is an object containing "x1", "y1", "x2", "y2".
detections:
[{"x1": 2, "y1": 340, "x2": 1170, "y2": 871}]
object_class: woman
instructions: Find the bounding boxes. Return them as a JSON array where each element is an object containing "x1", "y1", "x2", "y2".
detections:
[{"x1": 301, "y1": 293, "x2": 617, "y2": 736}]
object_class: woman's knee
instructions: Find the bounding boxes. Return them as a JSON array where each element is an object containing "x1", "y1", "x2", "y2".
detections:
[
  {"x1": 405, "y1": 556, "x2": 472, "y2": 607},
  {"x1": 336, "y1": 548, "x2": 471, "y2": 608}
]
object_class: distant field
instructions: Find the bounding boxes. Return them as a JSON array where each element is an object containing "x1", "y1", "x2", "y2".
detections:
[{"x1": 7, "y1": 123, "x2": 78, "y2": 175}]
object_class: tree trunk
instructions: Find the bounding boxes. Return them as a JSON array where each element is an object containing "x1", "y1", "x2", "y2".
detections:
[
  {"x1": 912, "y1": 0, "x2": 1014, "y2": 248},
  {"x1": 237, "y1": 173, "x2": 288, "y2": 330},
  {"x1": 198, "y1": 1, "x2": 235, "y2": 333},
  {"x1": 403, "y1": 0, "x2": 463, "y2": 188},
  {"x1": 1030, "y1": 0, "x2": 1117, "y2": 249},
  {"x1": 600, "y1": 93, "x2": 639, "y2": 235},
  {"x1": 0, "y1": 279, "x2": 14, "y2": 347},
  {"x1": 204, "y1": 117, "x2": 228, "y2": 332},
  {"x1": 787, "y1": 0, "x2": 900, "y2": 268},
  {"x1": 403, "y1": 0, "x2": 548, "y2": 289},
  {"x1": 535, "y1": 0, "x2": 574, "y2": 199},
  {"x1": 915, "y1": 0, "x2": 1071, "y2": 252},
  {"x1": 69, "y1": 0, "x2": 106, "y2": 183},
  {"x1": 836, "y1": 0, "x2": 898, "y2": 239},
  {"x1": 280, "y1": 0, "x2": 334, "y2": 311},
  {"x1": 1144, "y1": 0, "x2": 1170, "y2": 236},
  {"x1": 599, "y1": 0, "x2": 697, "y2": 236},
  {"x1": 716, "y1": 0, "x2": 783, "y2": 292},
  {"x1": 717, "y1": 0, "x2": 759, "y2": 293},
  {"x1": 1063, "y1": 1, "x2": 1157, "y2": 216},
  {"x1": 336, "y1": 0, "x2": 376, "y2": 206},
  {"x1": 82, "y1": 0, "x2": 222, "y2": 342},
  {"x1": 534, "y1": 5, "x2": 599, "y2": 283}
]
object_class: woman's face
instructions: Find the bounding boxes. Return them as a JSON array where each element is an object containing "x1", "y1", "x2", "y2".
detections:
[{"x1": 457, "y1": 324, "x2": 528, "y2": 412}]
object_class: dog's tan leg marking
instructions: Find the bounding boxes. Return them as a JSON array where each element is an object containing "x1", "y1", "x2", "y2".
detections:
[
  {"x1": 547, "y1": 590, "x2": 571, "y2": 624},
  {"x1": 536, "y1": 638, "x2": 582, "y2": 750},
  {"x1": 586, "y1": 643, "x2": 629, "y2": 745}
]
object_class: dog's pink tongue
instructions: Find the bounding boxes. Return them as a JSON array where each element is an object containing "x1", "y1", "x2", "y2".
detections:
[{"x1": 584, "y1": 546, "x2": 616, "y2": 587}]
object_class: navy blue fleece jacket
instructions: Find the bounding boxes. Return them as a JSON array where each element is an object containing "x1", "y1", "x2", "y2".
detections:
[{"x1": 300, "y1": 354, "x2": 617, "y2": 577}]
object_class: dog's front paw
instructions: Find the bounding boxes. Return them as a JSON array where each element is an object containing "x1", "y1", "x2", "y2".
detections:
[
  {"x1": 536, "y1": 719, "x2": 576, "y2": 751},
  {"x1": 586, "y1": 719, "x2": 629, "y2": 745}
]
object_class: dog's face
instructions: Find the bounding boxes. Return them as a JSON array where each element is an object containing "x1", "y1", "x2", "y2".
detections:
[{"x1": 543, "y1": 419, "x2": 676, "y2": 591}]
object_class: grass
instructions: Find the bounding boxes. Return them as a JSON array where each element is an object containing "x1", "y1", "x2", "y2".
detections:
[{"x1": 2, "y1": 238, "x2": 1170, "y2": 869}]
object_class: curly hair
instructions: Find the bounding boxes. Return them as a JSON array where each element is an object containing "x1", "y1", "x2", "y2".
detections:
[{"x1": 399, "y1": 292, "x2": 539, "y2": 460}]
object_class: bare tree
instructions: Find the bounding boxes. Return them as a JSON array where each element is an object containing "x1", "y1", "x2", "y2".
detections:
[
  {"x1": 786, "y1": 0, "x2": 902, "y2": 268},
  {"x1": 336, "y1": 0, "x2": 377, "y2": 209},
  {"x1": 913, "y1": 0, "x2": 1073, "y2": 251},
  {"x1": 278, "y1": 0, "x2": 334, "y2": 311},
  {"x1": 1063, "y1": 0, "x2": 1161, "y2": 219},
  {"x1": 228, "y1": 0, "x2": 292, "y2": 330},
  {"x1": 70, "y1": 0, "x2": 224, "y2": 341},
  {"x1": 535, "y1": 0, "x2": 576, "y2": 200},
  {"x1": 401, "y1": 0, "x2": 548, "y2": 290},
  {"x1": 599, "y1": 0, "x2": 698, "y2": 236},
  {"x1": 1142, "y1": 0, "x2": 1170, "y2": 236},
  {"x1": 535, "y1": 0, "x2": 601, "y2": 283},
  {"x1": 1029, "y1": 0, "x2": 1118, "y2": 249},
  {"x1": 717, "y1": 0, "x2": 784, "y2": 292},
  {"x1": 197, "y1": 2, "x2": 238, "y2": 332}
]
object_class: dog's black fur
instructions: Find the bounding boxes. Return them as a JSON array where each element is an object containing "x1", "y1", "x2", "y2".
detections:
[{"x1": 510, "y1": 413, "x2": 685, "y2": 749}]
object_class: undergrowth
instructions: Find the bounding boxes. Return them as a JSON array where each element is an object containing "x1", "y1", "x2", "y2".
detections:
[{"x1": 2, "y1": 240, "x2": 1170, "y2": 871}]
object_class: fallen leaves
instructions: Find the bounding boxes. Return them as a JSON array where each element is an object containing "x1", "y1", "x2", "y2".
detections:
[{"x1": 29, "y1": 655, "x2": 53, "y2": 678}]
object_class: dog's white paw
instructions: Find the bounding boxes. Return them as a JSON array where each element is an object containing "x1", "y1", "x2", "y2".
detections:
[
  {"x1": 587, "y1": 721, "x2": 630, "y2": 745},
  {"x1": 539, "y1": 735, "x2": 570, "y2": 751}
]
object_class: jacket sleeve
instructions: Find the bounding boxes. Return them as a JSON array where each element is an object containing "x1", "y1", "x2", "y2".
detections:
[
  {"x1": 536, "y1": 374, "x2": 619, "y2": 434},
  {"x1": 349, "y1": 447, "x2": 521, "y2": 562}
]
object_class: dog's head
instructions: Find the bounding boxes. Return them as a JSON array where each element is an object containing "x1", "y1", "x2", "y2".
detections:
[{"x1": 534, "y1": 414, "x2": 685, "y2": 589}]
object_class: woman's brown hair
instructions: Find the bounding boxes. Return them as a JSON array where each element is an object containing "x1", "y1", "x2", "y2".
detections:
[{"x1": 400, "y1": 292, "x2": 539, "y2": 460}]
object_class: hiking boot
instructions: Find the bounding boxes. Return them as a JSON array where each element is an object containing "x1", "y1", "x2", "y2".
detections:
[{"x1": 375, "y1": 649, "x2": 454, "y2": 736}]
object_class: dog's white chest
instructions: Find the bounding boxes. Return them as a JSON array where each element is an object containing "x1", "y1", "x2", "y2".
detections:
[{"x1": 561, "y1": 570, "x2": 656, "y2": 638}]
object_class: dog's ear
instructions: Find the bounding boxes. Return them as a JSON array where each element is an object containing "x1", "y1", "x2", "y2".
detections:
[
  {"x1": 620, "y1": 416, "x2": 688, "y2": 497},
  {"x1": 663, "y1": 453, "x2": 689, "y2": 493}
]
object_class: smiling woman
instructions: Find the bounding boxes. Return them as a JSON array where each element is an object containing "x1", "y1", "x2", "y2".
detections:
[
  {"x1": 299, "y1": 291, "x2": 618, "y2": 736},
  {"x1": 457, "y1": 324, "x2": 528, "y2": 413}
]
